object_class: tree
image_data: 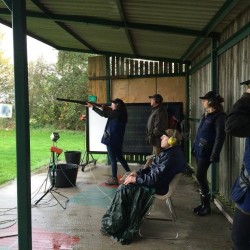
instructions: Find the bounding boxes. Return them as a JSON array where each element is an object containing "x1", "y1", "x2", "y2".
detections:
[
  {"x1": 28, "y1": 51, "x2": 90, "y2": 130},
  {"x1": 0, "y1": 32, "x2": 14, "y2": 128},
  {"x1": 0, "y1": 33, "x2": 14, "y2": 104},
  {"x1": 28, "y1": 57, "x2": 58, "y2": 127},
  {"x1": 54, "y1": 51, "x2": 90, "y2": 130}
]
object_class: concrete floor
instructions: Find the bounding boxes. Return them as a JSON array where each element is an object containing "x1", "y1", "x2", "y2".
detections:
[{"x1": 0, "y1": 162, "x2": 233, "y2": 250}]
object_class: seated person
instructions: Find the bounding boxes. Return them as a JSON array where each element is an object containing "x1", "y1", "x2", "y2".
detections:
[{"x1": 101, "y1": 129, "x2": 186, "y2": 245}]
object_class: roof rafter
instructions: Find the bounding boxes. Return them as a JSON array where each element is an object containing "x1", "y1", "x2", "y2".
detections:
[
  {"x1": 0, "y1": 8, "x2": 205, "y2": 37},
  {"x1": 31, "y1": 0, "x2": 99, "y2": 53},
  {"x1": 2, "y1": 0, "x2": 12, "y2": 11},
  {"x1": 181, "y1": 0, "x2": 242, "y2": 60},
  {"x1": 116, "y1": 0, "x2": 137, "y2": 56},
  {"x1": 56, "y1": 46, "x2": 187, "y2": 64}
]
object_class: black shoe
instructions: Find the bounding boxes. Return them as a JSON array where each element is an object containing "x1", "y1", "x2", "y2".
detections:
[
  {"x1": 193, "y1": 204, "x2": 203, "y2": 213},
  {"x1": 100, "y1": 227, "x2": 108, "y2": 236},
  {"x1": 196, "y1": 205, "x2": 211, "y2": 216}
]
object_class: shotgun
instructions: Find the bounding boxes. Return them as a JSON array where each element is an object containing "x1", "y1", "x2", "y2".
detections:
[{"x1": 56, "y1": 98, "x2": 106, "y2": 107}]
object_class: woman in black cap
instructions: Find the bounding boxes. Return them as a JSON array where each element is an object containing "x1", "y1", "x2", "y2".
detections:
[
  {"x1": 192, "y1": 91, "x2": 226, "y2": 216},
  {"x1": 86, "y1": 98, "x2": 130, "y2": 185}
]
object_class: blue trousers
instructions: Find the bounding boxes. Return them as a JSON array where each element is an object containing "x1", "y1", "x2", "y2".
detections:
[
  {"x1": 107, "y1": 145, "x2": 130, "y2": 177},
  {"x1": 196, "y1": 158, "x2": 211, "y2": 195},
  {"x1": 232, "y1": 207, "x2": 250, "y2": 250}
]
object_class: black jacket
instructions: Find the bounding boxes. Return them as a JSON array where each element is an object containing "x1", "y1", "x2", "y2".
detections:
[
  {"x1": 192, "y1": 111, "x2": 226, "y2": 162},
  {"x1": 225, "y1": 93, "x2": 250, "y2": 212},
  {"x1": 135, "y1": 145, "x2": 186, "y2": 195},
  {"x1": 93, "y1": 106, "x2": 127, "y2": 147}
]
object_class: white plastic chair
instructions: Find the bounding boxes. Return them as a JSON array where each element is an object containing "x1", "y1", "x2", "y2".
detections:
[{"x1": 139, "y1": 173, "x2": 182, "y2": 239}]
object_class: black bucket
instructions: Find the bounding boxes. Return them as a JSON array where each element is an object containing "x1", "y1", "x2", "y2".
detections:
[
  {"x1": 49, "y1": 163, "x2": 78, "y2": 188},
  {"x1": 64, "y1": 151, "x2": 81, "y2": 165}
]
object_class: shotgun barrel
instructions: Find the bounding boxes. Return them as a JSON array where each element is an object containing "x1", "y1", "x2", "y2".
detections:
[{"x1": 56, "y1": 98, "x2": 104, "y2": 107}]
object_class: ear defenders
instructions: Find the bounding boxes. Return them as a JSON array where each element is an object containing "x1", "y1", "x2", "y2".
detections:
[{"x1": 167, "y1": 129, "x2": 177, "y2": 146}]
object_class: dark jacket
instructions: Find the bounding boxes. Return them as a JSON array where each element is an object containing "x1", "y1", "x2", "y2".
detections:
[
  {"x1": 225, "y1": 93, "x2": 250, "y2": 213},
  {"x1": 192, "y1": 111, "x2": 226, "y2": 162},
  {"x1": 146, "y1": 104, "x2": 168, "y2": 147},
  {"x1": 93, "y1": 106, "x2": 127, "y2": 147},
  {"x1": 135, "y1": 145, "x2": 186, "y2": 195}
]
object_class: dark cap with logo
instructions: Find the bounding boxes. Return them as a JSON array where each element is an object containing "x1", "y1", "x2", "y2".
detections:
[{"x1": 149, "y1": 94, "x2": 163, "y2": 103}]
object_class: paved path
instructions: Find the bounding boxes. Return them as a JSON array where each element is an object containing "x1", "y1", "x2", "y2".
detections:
[{"x1": 0, "y1": 163, "x2": 232, "y2": 249}]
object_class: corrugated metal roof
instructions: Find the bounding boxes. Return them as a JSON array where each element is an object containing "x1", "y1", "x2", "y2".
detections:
[{"x1": 0, "y1": 0, "x2": 249, "y2": 62}]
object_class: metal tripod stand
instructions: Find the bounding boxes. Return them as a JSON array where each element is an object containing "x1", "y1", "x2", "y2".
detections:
[
  {"x1": 79, "y1": 112, "x2": 96, "y2": 171},
  {"x1": 35, "y1": 145, "x2": 69, "y2": 209}
]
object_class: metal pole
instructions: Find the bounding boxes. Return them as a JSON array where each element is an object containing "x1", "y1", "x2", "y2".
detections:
[
  {"x1": 12, "y1": 0, "x2": 32, "y2": 249},
  {"x1": 211, "y1": 35, "x2": 218, "y2": 195}
]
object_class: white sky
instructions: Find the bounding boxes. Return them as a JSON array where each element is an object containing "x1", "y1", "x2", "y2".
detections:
[{"x1": 0, "y1": 24, "x2": 58, "y2": 63}]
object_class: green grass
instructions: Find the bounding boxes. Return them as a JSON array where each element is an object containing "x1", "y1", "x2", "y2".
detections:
[{"x1": 0, "y1": 129, "x2": 107, "y2": 185}]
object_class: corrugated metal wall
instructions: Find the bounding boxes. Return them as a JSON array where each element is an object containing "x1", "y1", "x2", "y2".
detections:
[{"x1": 190, "y1": 6, "x2": 250, "y2": 203}]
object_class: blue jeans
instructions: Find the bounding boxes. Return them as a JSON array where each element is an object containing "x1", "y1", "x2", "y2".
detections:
[{"x1": 107, "y1": 145, "x2": 130, "y2": 177}]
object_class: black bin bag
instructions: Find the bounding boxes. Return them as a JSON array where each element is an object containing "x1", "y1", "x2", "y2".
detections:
[{"x1": 101, "y1": 184, "x2": 155, "y2": 245}]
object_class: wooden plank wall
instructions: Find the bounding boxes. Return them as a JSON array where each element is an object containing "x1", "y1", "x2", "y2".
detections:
[
  {"x1": 111, "y1": 77, "x2": 186, "y2": 113},
  {"x1": 88, "y1": 56, "x2": 107, "y2": 103},
  {"x1": 88, "y1": 56, "x2": 186, "y2": 113}
]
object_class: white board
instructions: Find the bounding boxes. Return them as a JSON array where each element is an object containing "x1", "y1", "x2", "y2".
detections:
[
  {"x1": 88, "y1": 108, "x2": 107, "y2": 152},
  {"x1": 0, "y1": 104, "x2": 12, "y2": 118}
]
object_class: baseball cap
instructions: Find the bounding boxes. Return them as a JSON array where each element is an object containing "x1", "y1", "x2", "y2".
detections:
[
  {"x1": 111, "y1": 98, "x2": 124, "y2": 105},
  {"x1": 199, "y1": 91, "x2": 224, "y2": 103},
  {"x1": 149, "y1": 94, "x2": 163, "y2": 103},
  {"x1": 199, "y1": 91, "x2": 217, "y2": 100},
  {"x1": 240, "y1": 80, "x2": 250, "y2": 86}
]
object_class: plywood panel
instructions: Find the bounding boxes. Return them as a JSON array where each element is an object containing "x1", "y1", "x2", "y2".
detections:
[
  {"x1": 128, "y1": 78, "x2": 156, "y2": 103},
  {"x1": 157, "y1": 76, "x2": 186, "y2": 113},
  {"x1": 97, "y1": 56, "x2": 106, "y2": 76},
  {"x1": 95, "y1": 80, "x2": 107, "y2": 103},
  {"x1": 88, "y1": 57, "x2": 94, "y2": 77},
  {"x1": 111, "y1": 79, "x2": 129, "y2": 102},
  {"x1": 88, "y1": 56, "x2": 106, "y2": 77},
  {"x1": 88, "y1": 79, "x2": 107, "y2": 103}
]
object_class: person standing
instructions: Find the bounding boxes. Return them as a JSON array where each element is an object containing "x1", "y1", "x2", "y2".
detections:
[
  {"x1": 86, "y1": 98, "x2": 130, "y2": 185},
  {"x1": 145, "y1": 94, "x2": 168, "y2": 167},
  {"x1": 225, "y1": 80, "x2": 250, "y2": 250},
  {"x1": 192, "y1": 91, "x2": 226, "y2": 216}
]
